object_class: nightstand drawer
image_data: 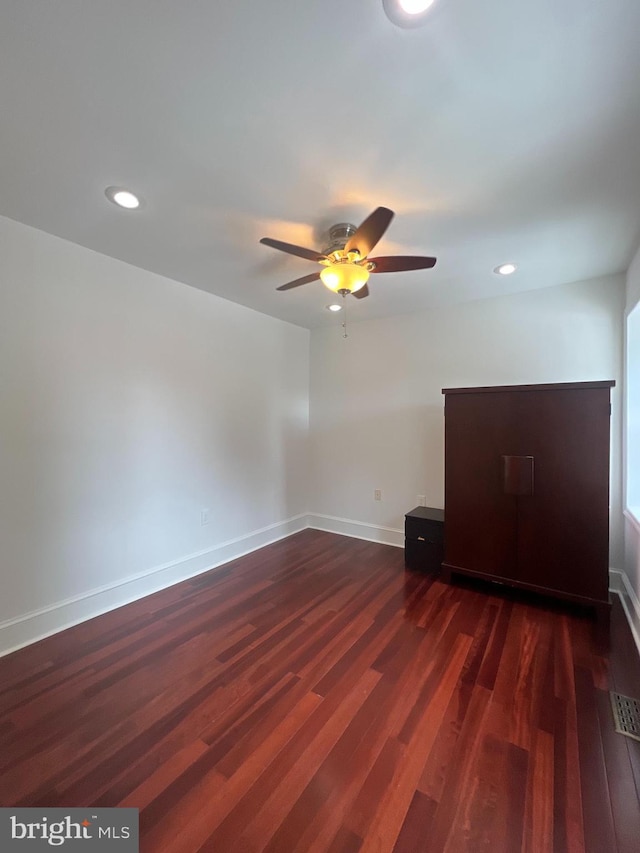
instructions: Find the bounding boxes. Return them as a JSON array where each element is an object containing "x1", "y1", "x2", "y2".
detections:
[
  {"x1": 405, "y1": 516, "x2": 444, "y2": 543},
  {"x1": 404, "y1": 537, "x2": 444, "y2": 573}
]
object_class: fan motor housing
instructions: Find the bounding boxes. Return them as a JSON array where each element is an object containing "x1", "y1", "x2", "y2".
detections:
[{"x1": 323, "y1": 223, "x2": 358, "y2": 255}]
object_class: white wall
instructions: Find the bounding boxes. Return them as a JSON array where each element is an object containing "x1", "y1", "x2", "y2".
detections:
[
  {"x1": 309, "y1": 275, "x2": 625, "y2": 568},
  {"x1": 0, "y1": 215, "x2": 310, "y2": 653}
]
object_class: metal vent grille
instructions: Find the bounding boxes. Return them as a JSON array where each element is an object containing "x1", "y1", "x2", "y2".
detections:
[{"x1": 610, "y1": 692, "x2": 640, "y2": 742}]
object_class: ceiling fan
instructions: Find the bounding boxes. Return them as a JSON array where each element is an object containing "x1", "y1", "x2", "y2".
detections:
[{"x1": 259, "y1": 207, "x2": 437, "y2": 300}]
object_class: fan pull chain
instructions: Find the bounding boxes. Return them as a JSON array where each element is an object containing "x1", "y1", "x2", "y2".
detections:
[{"x1": 341, "y1": 295, "x2": 348, "y2": 338}]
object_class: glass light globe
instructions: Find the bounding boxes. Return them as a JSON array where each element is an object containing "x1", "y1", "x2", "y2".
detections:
[{"x1": 320, "y1": 263, "x2": 369, "y2": 294}]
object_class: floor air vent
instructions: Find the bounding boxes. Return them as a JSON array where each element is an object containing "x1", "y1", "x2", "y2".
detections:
[{"x1": 610, "y1": 692, "x2": 640, "y2": 742}]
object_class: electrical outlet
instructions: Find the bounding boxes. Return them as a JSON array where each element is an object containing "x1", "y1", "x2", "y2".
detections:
[
  {"x1": 417, "y1": 495, "x2": 426, "y2": 506},
  {"x1": 200, "y1": 508, "x2": 210, "y2": 526},
  {"x1": 374, "y1": 489, "x2": 382, "y2": 501}
]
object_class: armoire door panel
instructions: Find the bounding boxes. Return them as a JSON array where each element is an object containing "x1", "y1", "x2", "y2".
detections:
[
  {"x1": 514, "y1": 388, "x2": 611, "y2": 600},
  {"x1": 444, "y1": 392, "x2": 519, "y2": 580}
]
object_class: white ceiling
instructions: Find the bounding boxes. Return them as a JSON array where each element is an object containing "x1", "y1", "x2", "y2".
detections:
[{"x1": 1, "y1": 0, "x2": 640, "y2": 329}]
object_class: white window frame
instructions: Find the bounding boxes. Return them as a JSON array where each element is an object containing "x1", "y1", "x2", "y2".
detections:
[{"x1": 625, "y1": 303, "x2": 640, "y2": 530}]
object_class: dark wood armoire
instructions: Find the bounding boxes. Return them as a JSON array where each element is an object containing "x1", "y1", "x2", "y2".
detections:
[{"x1": 441, "y1": 380, "x2": 614, "y2": 619}]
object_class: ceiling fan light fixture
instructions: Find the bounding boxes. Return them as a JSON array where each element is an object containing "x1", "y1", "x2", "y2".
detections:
[
  {"x1": 319, "y1": 262, "x2": 369, "y2": 294},
  {"x1": 262, "y1": 206, "x2": 437, "y2": 300}
]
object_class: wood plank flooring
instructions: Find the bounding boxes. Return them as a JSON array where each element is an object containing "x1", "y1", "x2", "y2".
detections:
[{"x1": 1, "y1": 529, "x2": 639, "y2": 852}]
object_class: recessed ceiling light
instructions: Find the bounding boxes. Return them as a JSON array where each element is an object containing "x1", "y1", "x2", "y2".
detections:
[
  {"x1": 105, "y1": 186, "x2": 141, "y2": 210},
  {"x1": 494, "y1": 263, "x2": 517, "y2": 276},
  {"x1": 383, "y1": 0, "x2": 437, "y2": 27},
  {"x1": 327, "y1": 304, "x2": 343, "y2": 312},
  {"x1": 398, "y1": 0, "x2": 435, "y2": 13}
]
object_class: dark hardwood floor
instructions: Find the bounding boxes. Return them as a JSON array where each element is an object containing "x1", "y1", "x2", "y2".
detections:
[{"x1": 1, "y1": 529, "x2": 639, "y2": 852}]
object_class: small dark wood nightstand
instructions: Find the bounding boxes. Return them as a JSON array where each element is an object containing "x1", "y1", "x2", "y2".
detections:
[{"x1": 405, "y1": 506, "x2": 445, "y2": 573}]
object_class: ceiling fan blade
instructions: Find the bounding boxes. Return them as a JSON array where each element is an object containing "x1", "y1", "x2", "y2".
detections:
[
  {"x1": 368, "y1": 255, "x2": 437, "y2": 273},
  {"x1": 345, "y1": 207, "x2": 394, "y2": 258},
  {"x1": 276, "y1": 272, "x2": 321, "y2": 291},
  {"x1": 260, "y1": 237, "x2": 325, "y2": 263},
  {"x1": 352, "y1": 283, "x2": 370, "y2": 299}
]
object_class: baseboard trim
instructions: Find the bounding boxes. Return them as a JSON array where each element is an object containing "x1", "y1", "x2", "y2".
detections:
[
  {"x1": 0, "y1": 513, "x2": 308, "y2": 658},
  {"x1": 307, "y1": 513, "x2": 404, "y2": 548},
  {"x1": 609, "y1": 568, "x2": 640, "y2": 658}
]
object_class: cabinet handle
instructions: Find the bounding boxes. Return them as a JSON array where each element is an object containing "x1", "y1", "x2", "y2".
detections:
[{"x1": 502, "y1": 455, "x2": 534, "y2": 496}]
